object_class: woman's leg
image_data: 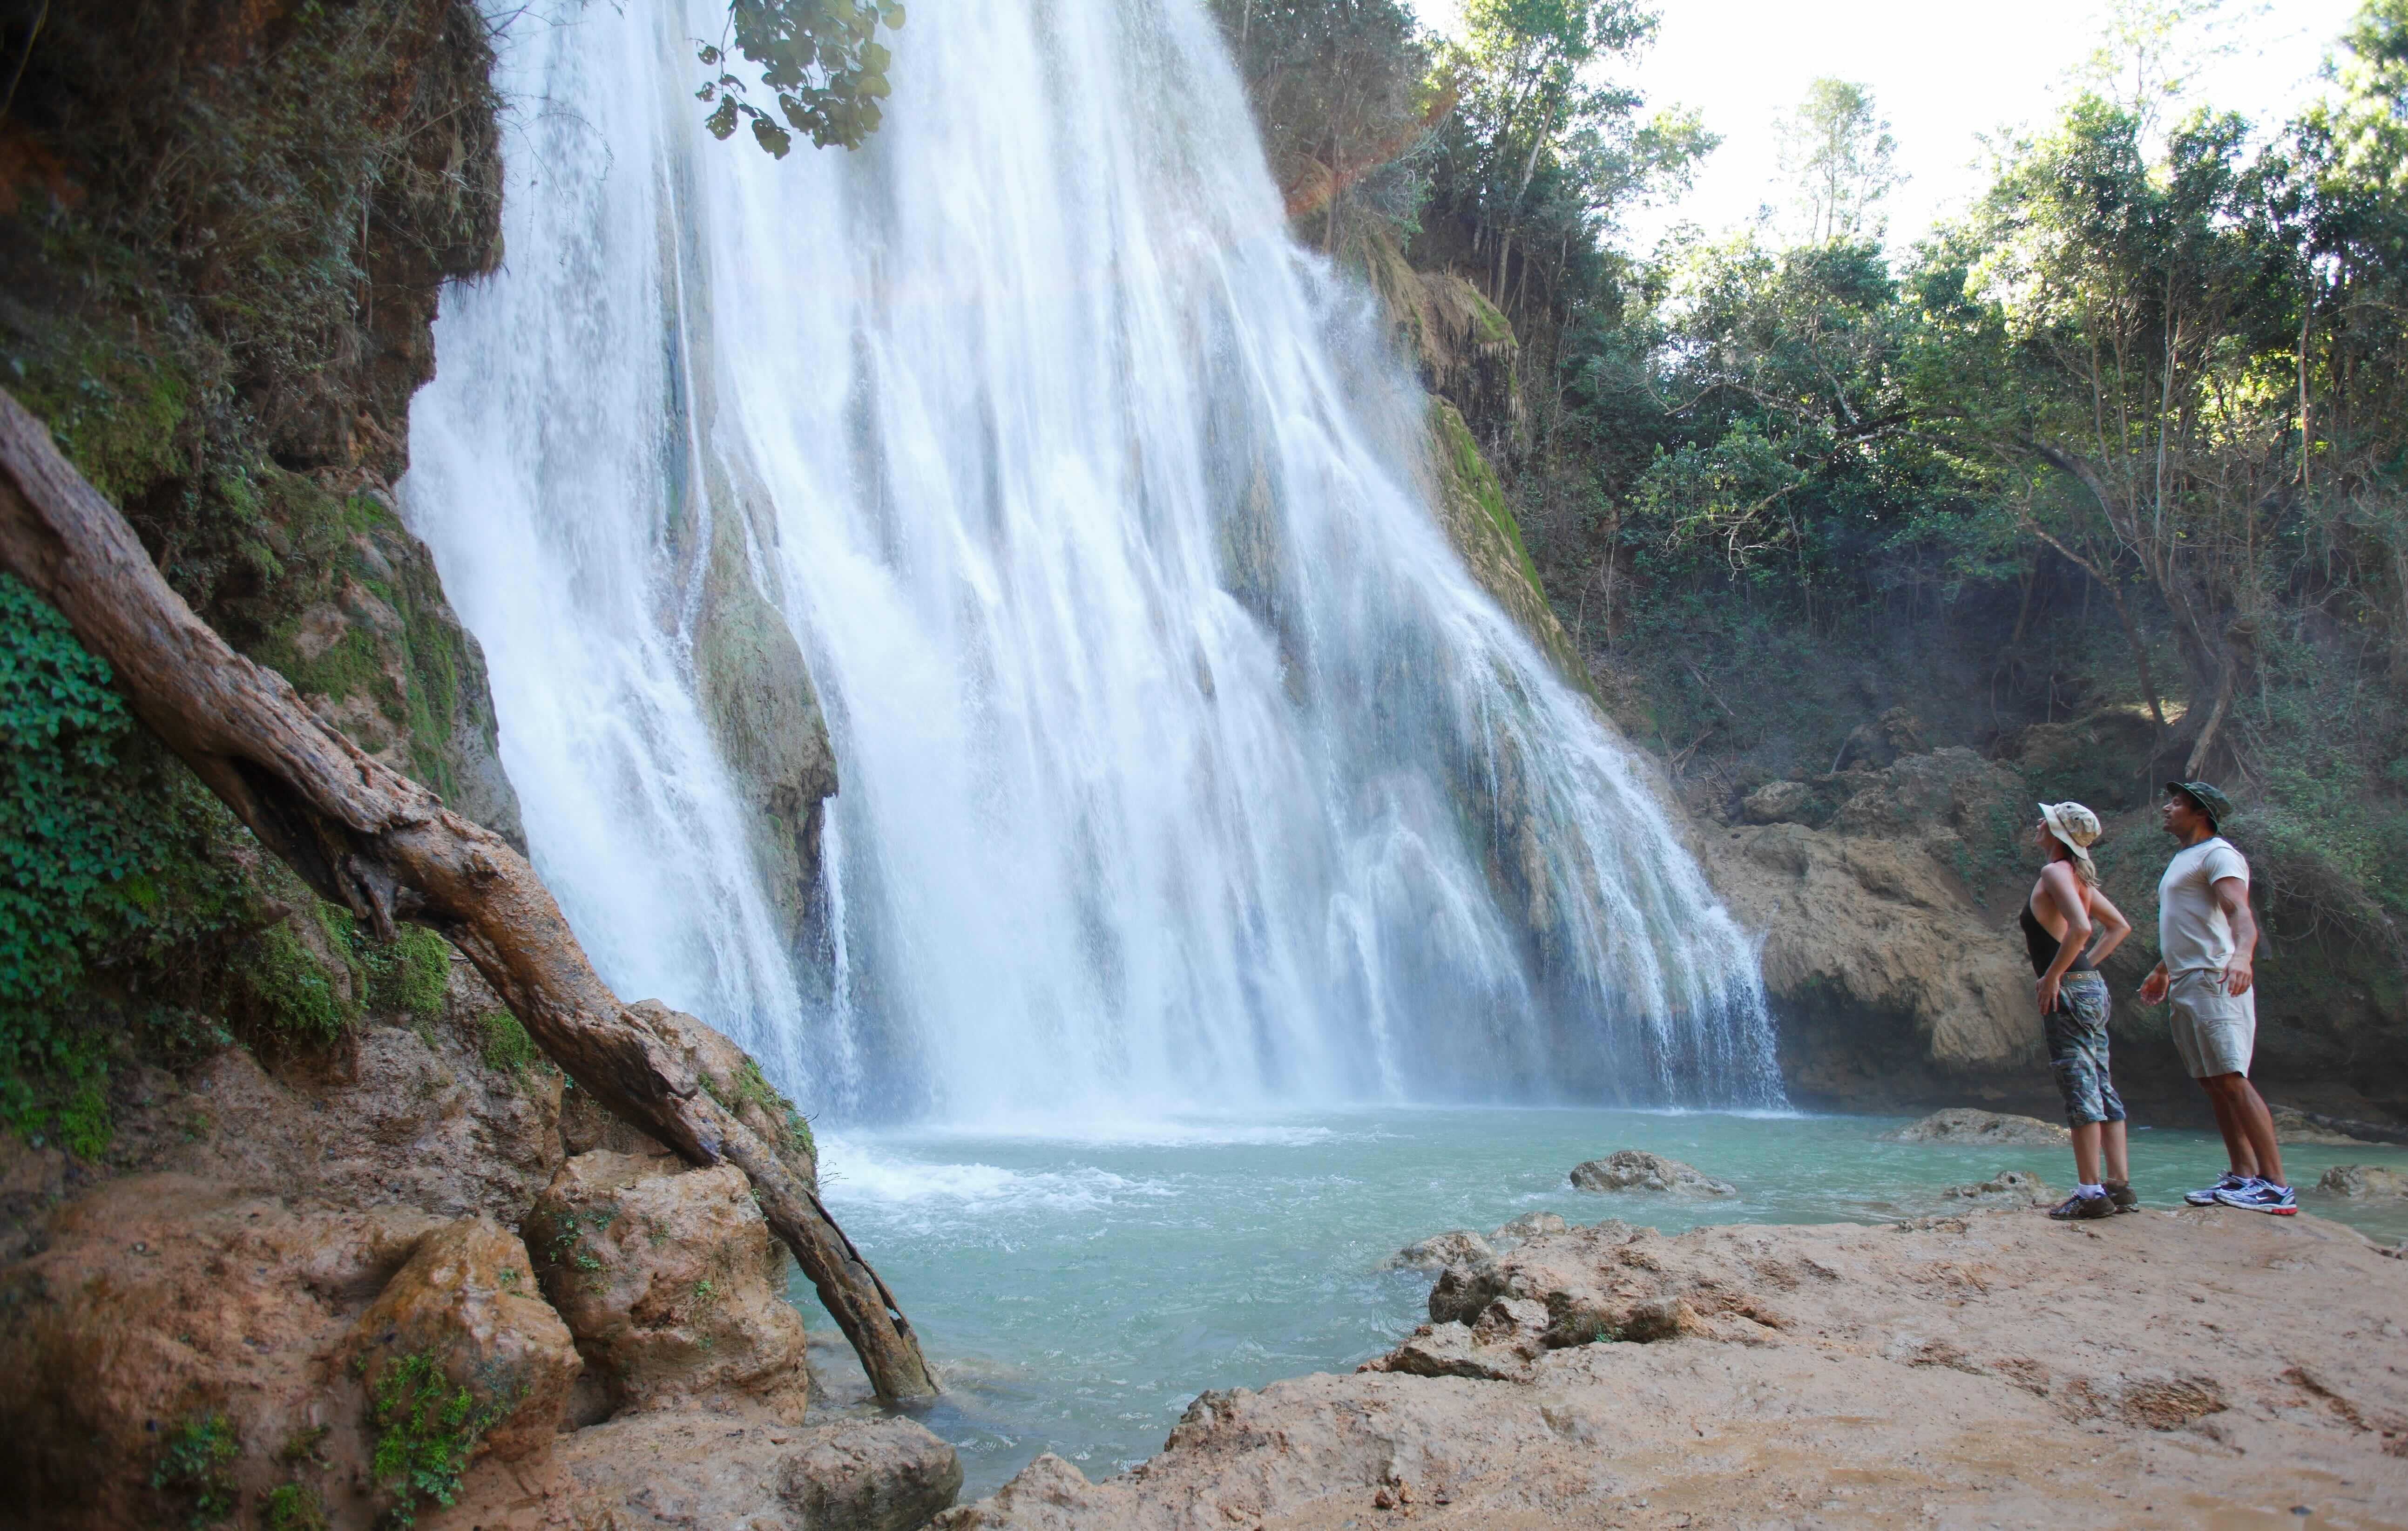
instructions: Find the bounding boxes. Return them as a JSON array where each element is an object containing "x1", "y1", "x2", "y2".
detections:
[
  {"x1": 2069, "y1": 1121, "x2": 2103, "y2": 1186},
  {"x1": 2101, "y1": 1118, "x2": 2129, "y2": 1185}
]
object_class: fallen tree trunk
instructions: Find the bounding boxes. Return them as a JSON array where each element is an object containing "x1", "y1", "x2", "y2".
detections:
[{"x1": 0, "y1": 386, "x2": 938, "y2": 1402}]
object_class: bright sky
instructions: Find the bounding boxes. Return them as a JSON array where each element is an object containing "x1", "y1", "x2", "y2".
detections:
[{"x1": 1407, "y1": 0, "x2": 2361, "y2": 252}]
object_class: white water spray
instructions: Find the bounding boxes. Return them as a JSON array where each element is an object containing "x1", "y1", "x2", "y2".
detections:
[{"x1": 405, "y1": 0, "x2": 1781, "y2": 1119}]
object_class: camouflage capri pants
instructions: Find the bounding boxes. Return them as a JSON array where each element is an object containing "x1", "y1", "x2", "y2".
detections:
[{"x1": 2044, "y1": 971, "x2": 2124, "y2": 1126}]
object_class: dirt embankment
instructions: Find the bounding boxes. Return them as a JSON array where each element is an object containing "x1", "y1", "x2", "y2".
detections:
[{"x1": 942, "y1": 1207, "x2": 2408, "y2": 1531}]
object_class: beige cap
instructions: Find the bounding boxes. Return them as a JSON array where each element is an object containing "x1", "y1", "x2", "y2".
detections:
[{"x1": 2040, "y1": 801, "x2": 2101, "y2": 883}]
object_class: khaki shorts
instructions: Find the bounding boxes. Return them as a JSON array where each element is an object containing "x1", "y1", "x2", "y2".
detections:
[{"x1": 2168, "y1": 968, "x2": 2256, "y2": 1078}]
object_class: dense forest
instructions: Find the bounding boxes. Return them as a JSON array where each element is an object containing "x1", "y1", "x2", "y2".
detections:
[{"x1": 1213, "y1": 0, "x2": 2408, "y2": 999}]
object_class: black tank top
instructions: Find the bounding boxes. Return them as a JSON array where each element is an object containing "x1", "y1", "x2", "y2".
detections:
[{"x1": 2020, "y1": 901, "x2": 2096, "y2": 978}]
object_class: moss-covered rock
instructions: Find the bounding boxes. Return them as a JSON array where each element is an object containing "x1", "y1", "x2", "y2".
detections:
[{"x1": 0, "y1": 0, "x2": 521, "y2": 1148}]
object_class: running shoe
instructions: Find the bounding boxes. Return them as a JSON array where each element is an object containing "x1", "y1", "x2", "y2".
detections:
[
  {"x1": 2048, "y1": 1192, "x2": 2114, "y2": 1220},
  {"x1": 2212, "y1": 1180, "x2": 2298, "y2": 1215},
  {"x1": 2184, "y1": 1172, "x2": 2253, "y2": 1206}
]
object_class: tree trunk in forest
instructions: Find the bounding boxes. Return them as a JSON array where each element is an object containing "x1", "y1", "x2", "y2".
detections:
[{"x1": 0, "y1": 387, "x2": 940, "y2": 1402}]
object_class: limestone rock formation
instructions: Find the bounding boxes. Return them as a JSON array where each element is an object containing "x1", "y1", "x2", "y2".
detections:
[
  {"x1": 1569, "y1": 1149, "x2": 1735, "y2": 1196},
  {"x1": 937, "y1": 1211, "x2": 2408, "y2": 1529},
  {"x1": 349, "y1": 1218, "x2": 581, "y2": 1463},
  {"x1": 526, "y1": 1151, "x2": 810, "y2": 1421},
  {"x1": 2318, "y1": 1164, "x2": 2408, "y2": 1199},
  {"x1": 1387, "y1": 1229, "x2": 1495, "y2": 1271},
  {"x1": 1886, "y1": 1108, "x2": 2071, "y2": 1146},
  {"x1": 1699, "y1": 749, "x2": 2045, "y2": 1104}
]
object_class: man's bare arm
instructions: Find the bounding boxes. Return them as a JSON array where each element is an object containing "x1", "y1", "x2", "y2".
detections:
[{"x1": 2214, "y1": 876, "x2": 2256, "y2": 995}]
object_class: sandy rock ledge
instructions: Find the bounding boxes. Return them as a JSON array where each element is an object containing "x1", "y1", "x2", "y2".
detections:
[{"x1": 940, "y1": 1208, "x2": 2408, "y2": 1530}]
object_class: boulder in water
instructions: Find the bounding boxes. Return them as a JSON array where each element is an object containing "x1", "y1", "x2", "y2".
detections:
[
  {"x1": 1569, "y1": 1150, "x2": 1734, "y2": 1196},
  {"x1": 1941, "y1": 1170, "x2": 2056, "y2": 1207},
  {"x1": 1489, "y1": 1210, "x2": 1569, "y2": 1245},
  {"x1": 1884, "y1": 1109, "x2": 2069, "y2": 1146},
  {"x1": 1388, "y1": 1230, "x2": 1495, "y2": 1271},
  {"x1": 2317, "y1": 1164, "x2": 2408, "y2": 1199}
]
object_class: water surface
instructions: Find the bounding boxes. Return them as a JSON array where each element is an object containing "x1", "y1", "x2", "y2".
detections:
[{"x1": 801, "y1": 1106, "x2": 2408, "y2": 1496}]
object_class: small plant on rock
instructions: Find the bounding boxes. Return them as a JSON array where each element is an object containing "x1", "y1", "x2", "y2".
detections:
[
  {"x1": 150, "y1": 1410, "x2": 240, "y2": 1528},
  {"x1": 366, "y1": 1350, "x2": 507, "y2": 1528},
  {"x1": 263, "y1": 1481, "x2": 331, "y2": 1531}
]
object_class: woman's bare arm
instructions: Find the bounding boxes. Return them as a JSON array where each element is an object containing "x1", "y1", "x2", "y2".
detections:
[
  {"x1": 2036, "y1": 861, "x2": 2093, "y2": 1012},
  {"x1": 2085, "y1": 888, "x2": 2131, "y2": 967}
]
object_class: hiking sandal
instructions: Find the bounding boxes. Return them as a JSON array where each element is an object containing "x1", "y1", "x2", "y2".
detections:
[{"x1": 2103, "y1": 1180, "x2": 2140, "y2": 1213}]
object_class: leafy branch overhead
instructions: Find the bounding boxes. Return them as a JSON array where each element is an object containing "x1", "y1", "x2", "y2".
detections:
[{"x1": 697, "y1": 0, "x2": 906, "y2": 157}]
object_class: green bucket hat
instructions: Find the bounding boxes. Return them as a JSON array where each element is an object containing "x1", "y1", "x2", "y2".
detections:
[{"x1": 2164, "y1": 779, "x2": 2234, "y2": 829}]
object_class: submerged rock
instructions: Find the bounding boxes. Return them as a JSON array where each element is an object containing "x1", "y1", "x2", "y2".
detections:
[
  {"x1": 2317, "y1": 1164, "x2": 2408, "y2": 1199},
  {"x1": 1388, "y1": 1229, "x2": 1495, "y2": 1271},
  {"x1": 1489, "y1": 1210, "x2": 1569, "y2": 1245},
  {"x1": 1941, "y1": 1169, "x2": 2057, "y2": 1207},
  {"x1": 1569, "y1": 1150, "x2": 1735, "y2": 1196},
  {"x1": 1885, "y1": 1108, "x2": 2070, "y2": 1146}
]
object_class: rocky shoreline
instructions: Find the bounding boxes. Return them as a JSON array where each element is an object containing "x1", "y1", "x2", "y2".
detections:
[{"x1": 938, "y1": 1205, "x2": 2408, "y2": 1530}]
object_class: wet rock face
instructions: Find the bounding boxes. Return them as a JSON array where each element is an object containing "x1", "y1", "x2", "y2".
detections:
[
  {"x1": 1885, "y1": 1108, "x2": 2070, "y2": 1147},
  {"x1": 1569, "y1": 1149, "x2": 1735, "y2": 1196},
  {"x1": 349, "y1": 1218, "x2": 580, "y2": 1463},
  {"x1": 526, "y1": 1151, "x2": 809, "y2": 1421}
]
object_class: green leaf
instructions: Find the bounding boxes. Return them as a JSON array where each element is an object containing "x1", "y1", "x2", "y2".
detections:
[
  {"x1": 704, "y1": 97, "x2": 740, "y2": 140},
  {"x1": 751, "y1": 117, "x2": 794, "y2": 157}
]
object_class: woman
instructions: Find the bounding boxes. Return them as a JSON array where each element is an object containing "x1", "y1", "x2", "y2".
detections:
[{"x1": 2025, "y1": 801, "x2": 2136, "y2": 1219}]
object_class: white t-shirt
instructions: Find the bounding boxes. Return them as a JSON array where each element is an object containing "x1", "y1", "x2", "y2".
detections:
[{"x1": 2158, "y1": 837, "x2": 2250, "y2": 973}]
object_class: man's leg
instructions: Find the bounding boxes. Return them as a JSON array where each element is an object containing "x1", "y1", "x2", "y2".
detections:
[
  {"x1": 2201, "y1": 1077, "x2": 2259, "y2": 1179},
  {"x1": 2069, "y1": 1121, "x2": 2103, "y2": 1186},
  {"x1": 2208, "y1": 1073, "x2": 2284, "y2": 1189}
]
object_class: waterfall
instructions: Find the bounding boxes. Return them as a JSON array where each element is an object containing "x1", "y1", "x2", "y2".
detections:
[{"x1": 404, "y1": 0, "x2": 1782, "y2": 1119}]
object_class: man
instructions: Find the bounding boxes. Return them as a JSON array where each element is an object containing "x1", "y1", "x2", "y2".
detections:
[{"x1": 2138, "y1": 781, "x2": 2293, "y2": 1214}]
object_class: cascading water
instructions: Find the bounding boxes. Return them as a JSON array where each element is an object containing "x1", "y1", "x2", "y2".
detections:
[{"x1": 404, "y1": 0, "x2": 1782, "y2": 1120}]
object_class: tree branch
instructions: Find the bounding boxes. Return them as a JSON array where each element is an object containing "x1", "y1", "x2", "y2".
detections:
[{"x1": 0, "y1": 386, "x2": 939, "y2": 1402}]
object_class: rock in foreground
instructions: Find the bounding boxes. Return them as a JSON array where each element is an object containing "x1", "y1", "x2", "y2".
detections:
[
  {"x1": 1569, "y1": 1149, "x2": 1734, "y2": 1196},
  {"x1": 1885, "y1": 1107, "x2": 2070, "y2": 1145},
  {"x1": 938, "y1": 1211, "x2": 2408, "y2": 1530}
]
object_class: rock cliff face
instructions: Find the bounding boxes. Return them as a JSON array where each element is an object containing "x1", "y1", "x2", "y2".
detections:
[{"x1": 1698, "y1": 748, "x2": 2046, "y2": 1108}]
